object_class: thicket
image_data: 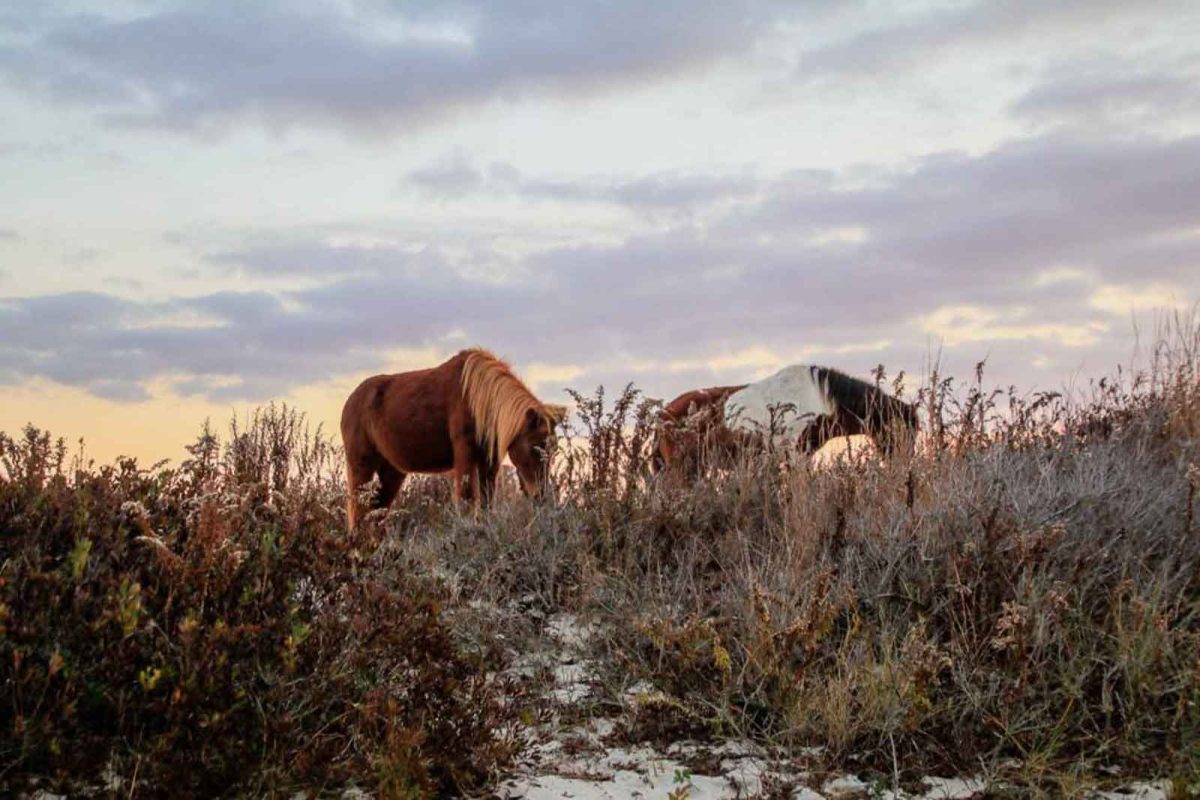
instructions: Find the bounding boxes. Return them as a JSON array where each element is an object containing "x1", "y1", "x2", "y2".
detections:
[
  {"x1": 4, "y1": 316, "x2": 1200, "y2": 796},
  {"x1": 1, "y1": 410, "x2": 518, "y2": 797}
]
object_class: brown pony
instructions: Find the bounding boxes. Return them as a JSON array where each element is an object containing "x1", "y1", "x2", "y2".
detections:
[
  {"x1": 650, "y1": 385, "x2": 748, "y2": 475},
  {"x1": 652, "y1": 365, "x2": 919, "y2": 475},
  {"x1": 340, "y1": 348, "x2": 568, "y2": 527}
]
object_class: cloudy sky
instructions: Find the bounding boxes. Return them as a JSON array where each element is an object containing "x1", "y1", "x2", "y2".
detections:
[{"x1": 2, "y1": 0, "x2": 1199, "y2": 462}]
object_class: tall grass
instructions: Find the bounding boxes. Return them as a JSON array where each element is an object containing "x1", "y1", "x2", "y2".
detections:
[
  {"x1": 389, "y1": 314, "x2": 1200, "y2": 794},
  {"x1": 3, "y1": 316, "x2": 1200, "y2": 796}
]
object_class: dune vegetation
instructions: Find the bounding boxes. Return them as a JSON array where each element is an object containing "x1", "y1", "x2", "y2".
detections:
[{"x1": 3, "y1": 316, "x2": 1199, "y2": 797}]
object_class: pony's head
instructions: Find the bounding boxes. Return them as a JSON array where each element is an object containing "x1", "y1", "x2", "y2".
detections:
[
  {"x1": 507, "y1": 403, "x2": 568, "y2": 495},
  {"x1": 461, "y1": 349, "x2": 568, "y2": 497},
  {"x1": 651, "y1": 416, "x2": 691, "y2": 475},
  {"x1": 651, "y1": 401, "x2": 732, "y2": 477}
]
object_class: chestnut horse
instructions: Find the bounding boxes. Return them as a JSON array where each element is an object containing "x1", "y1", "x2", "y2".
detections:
[
  {"x1": 340, "y1": 348, "x2": 567, "y2": 527},
  {"x1": 651, "y1": 385, "x2": 748, "y2": 474},
  {"x1": 652, "y1": 365, "x2": 918, "y2": 475}
]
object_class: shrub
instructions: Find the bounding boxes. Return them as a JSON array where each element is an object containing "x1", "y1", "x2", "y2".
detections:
[
  {"x1": 5, "y1": 314, "x2": 1200, "y2": 795},
  {"x1": 0, "y1": 405, "x2": 517, "y2": 797},
  {"x1": 385, "y1": 313, "x2": 1200, "y2": 791}
]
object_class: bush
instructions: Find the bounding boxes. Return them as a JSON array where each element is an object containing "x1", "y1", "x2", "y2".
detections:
[
  {"x1": 0, "y1": 405, "x2": 518, "y2": 797},
  {"x1": 384, "y1": 314, "x2": 1200, "y2": 792},
  {"x1": 5, "y1": 315, "x2": 1200, "y2": 795}
]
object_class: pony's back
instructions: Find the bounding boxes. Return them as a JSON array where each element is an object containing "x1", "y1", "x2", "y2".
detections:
[{"x1": 724, "y1": 365, "x2": 833, "y2": 437}]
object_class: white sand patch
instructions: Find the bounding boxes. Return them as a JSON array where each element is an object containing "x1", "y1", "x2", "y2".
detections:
[
  {"x1": 822, "y1": 774, "x2": 871, "y2": 798},
  {"x1": 499, "y1": 743, "x2": 800, "y2": 800},
  {"x1": 497, "y1": 613, "x2": 1169, "y2": 800},
  {"x1": 792, "y1": 788, "x2": 827, "y2": 800},
  {"x1": 919, "y1": 776, "x2": 987, "y2": 798},
  {"x1": 545, "y1": 613, "x2": 597, "y2": 651},
  {"x1": 1092, "y1": 781, "x2": 1172, "y2": 799},
  {"x1": 549, "y1": 659, "x2": 597, "y2": 704}
]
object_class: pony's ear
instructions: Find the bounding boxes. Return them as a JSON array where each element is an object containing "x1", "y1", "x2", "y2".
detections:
[{"x1": 542, "y1": 403, "x2": 569, "y2": 425}]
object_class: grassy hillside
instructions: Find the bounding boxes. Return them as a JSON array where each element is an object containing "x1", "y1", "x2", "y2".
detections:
[{"x1": 3, "y1": 320, "x2": 1199, "y2": 797}]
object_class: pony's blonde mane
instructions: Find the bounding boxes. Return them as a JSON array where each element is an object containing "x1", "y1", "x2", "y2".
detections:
[{"x1": 460, "y1": 349, "x2": 565, "y2": 463}]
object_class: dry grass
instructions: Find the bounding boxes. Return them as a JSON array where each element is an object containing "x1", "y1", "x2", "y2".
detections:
[
  {"x1": 388, "y1": 312, "x2": 1200, "y2": 795},
  {"x1": 3, "y1": 313, "x2": 1200, "y2": 797}
]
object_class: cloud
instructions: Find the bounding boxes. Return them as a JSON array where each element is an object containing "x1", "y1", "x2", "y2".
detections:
[
  {"x1": 0, "y1": 228, "x2": 19, "y2": 240},
  {"x1": 407, "y1": 152, "x2": 485, "y2": 198},
  {"x1": 2, "y1": 130, "x2": 1197, "y2": 403},
  {"x1": 917, "y1": 304, "x2": 1108, "y2": 348},
  {"x1": 0, "y1": 1, "x2": 798, "y2": 135},
  {"x1": 1088, "y1": 282, "x2": 1190, "y2": 315},
  {"x1": 407, "y1": 155, "x2": 760, "y2": 210},
  {"x1": 0, "y1": 255, "x2": 543, "y2": 401},
  {"x1": 1011, "y1": 65, "x2": 1200, "y2": 128},
  {"x1": 208, "y1": 240, "x2": 419, "y2": 278},
  {"x1": 797, "y1": 0, "x2": 1187, "y2": 80},
  {"x1": 734, "y1": 133, "x2": 1200, "y2": 284}
]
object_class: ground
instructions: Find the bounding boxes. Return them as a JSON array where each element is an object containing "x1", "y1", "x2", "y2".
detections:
[{"x1": 494, "y1": 613, "x2": 1174, "y2": 800}]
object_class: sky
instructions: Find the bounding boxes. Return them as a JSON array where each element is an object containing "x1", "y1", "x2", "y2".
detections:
[{"x1": 2, "y1": 0, "x2": 1199, "y2": 464}]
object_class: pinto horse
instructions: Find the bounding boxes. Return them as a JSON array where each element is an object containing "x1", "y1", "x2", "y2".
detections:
[
  {"x1": 652, "y1": 365, "x2": 918, "y2": 475},
  {"x1": 340, "y1": 348, "x2": 568, "y2": 527}
]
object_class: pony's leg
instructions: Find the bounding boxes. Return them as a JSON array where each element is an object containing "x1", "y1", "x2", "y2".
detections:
[
  {"x1": 798, "y1": 415, "x2": 832, "y2": 455},
  {"x1": 455, "y1": 455, "x2": 479, "y2": 503},
  {"x1": 478, "y1": 460, "x2": 500, "y2": 508},
  {"x1": 801, "y1": 414, "x2": 854, "y2": 457},
  {"x1": 451, "y1": 437, "x2": 478, "y2": 505},
  {"x1": 375, "y1": 462, "x2": 407, "y2": 514},
  {"x1": 344, "y1": 455, "x2": 377, "y2": 530},
  {"x1": 452, "y1": 469, "x2": 475, "y2": 503}
]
